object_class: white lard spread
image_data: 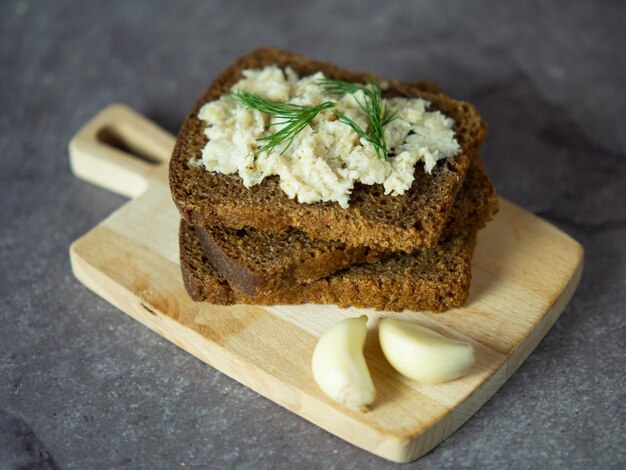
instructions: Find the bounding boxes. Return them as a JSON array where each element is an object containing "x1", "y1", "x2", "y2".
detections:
[{"x1": 195, "y1": 66, "x2": 460, "y2": 208}]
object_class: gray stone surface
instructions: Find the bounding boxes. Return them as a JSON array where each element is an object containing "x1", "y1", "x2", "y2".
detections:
[{"x1": 1, "y1": 0, "x2": 624, "y2": 468}]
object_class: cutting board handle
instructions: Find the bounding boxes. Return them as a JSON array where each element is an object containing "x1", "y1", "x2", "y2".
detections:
[{"x1": 69, "y1": 104, "x2": 176, "y2": 198}]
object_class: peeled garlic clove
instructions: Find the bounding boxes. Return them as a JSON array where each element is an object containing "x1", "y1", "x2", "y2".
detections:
[
  {"x1": 311, "y1": 315, "x2": 376, "y2": 411},
  {"x1": 379, "y1": 319, "x2": 474, "y2": 384}
]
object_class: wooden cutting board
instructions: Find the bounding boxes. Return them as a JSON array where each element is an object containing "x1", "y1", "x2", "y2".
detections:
[{"x1": 69, "y1": 104, "x2": 584, "y2": 463}]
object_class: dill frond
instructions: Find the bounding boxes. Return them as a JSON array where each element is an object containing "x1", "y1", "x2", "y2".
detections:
[
  {"x1": 333, "y1": 114, "x2": 386, "y2": 156},
  {"x1": 229, "y1": 91, "x2": 336, "y2": 156},
  {"x1": 318, "y1": 77, "x2": 398, "y2": 159}
]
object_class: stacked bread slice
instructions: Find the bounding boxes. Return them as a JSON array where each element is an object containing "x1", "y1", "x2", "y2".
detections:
[{"x1": 170, "y1": 48, "x2": 498, "y2": 312}]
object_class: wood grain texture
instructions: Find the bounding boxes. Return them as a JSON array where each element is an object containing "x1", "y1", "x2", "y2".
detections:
[{"x1": 69, "y1": 104, "x2": 583, "y2": 463}]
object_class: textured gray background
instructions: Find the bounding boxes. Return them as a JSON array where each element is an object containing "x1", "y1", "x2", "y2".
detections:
[{"x1": 1, "y1": 0, "x2": 625, "y2": 468}]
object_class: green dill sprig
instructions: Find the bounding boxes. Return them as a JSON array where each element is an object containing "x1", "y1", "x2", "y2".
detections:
[
  {"x1": 229, "y1": 91, "x2": 336, "y2": 156},
  {"x1": 318, "y1": 77, "x2": 398, "y2": 159}
]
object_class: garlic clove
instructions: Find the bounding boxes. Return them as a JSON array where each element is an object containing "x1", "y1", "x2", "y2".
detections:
[
  {"x1": 311, "y1": 315, "x2": 376, "y2": 411},
  {"x1": 379, "y1": 319, "x2": 474, "y2": 384}
]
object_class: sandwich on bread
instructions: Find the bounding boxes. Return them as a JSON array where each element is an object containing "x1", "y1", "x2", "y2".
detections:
[{"x1": 169, "y1": 47, "x2": 497, "y2": 312}]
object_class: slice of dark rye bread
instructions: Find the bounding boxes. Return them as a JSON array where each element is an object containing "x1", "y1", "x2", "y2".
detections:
[
  {"x1": 194, "y1": 162, "x2": 495, "y2": 296},
  {"x1": 179, "y1": 165, "x2": 498, "y2": 312},
  {"x1": 169, "y1": 47, "x2": 487, "y2": 252}
]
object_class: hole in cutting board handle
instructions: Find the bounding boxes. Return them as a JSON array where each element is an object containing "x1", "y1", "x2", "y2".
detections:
[{"x1": 97, "y1": 126, "x2": 162, "y2": 165}]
